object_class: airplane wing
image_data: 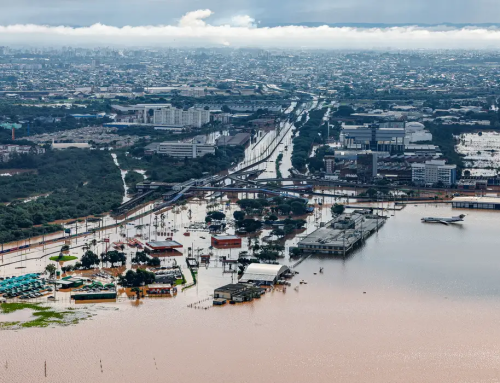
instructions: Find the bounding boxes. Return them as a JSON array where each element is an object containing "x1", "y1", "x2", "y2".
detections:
[{"x1": 438, "y1": 221, "x2": 449, "y2": 225}]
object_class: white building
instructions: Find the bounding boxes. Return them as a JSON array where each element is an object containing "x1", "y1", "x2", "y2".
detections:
[
  {"x1": 153, "y1": 106, "x2": 210, "y2": 128},
  {"x1": 405, "y1": 122, "x2": 433, "y2": 143},
  {"x1": 156, "y1": 142, "x2": 215, "y2": 159},
  {"x1": 411, "y1": 160, "x2": 457, "y2": 186},
  {"x1": 111, "y1": 104, "x2": 210, "y2": 128}
]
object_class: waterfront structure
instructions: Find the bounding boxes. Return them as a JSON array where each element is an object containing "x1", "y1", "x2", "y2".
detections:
[
  {"x1": 324, "y1": 155, "x2": 335, "y2": 174},
  {"x1": 341, "y1": 123, "x2": 406, "y2": 153},
  {"x1": 211, "y1": 235, "x2": 242, "y2": 248},
  {"x1": 239, "y1": 263, "x2": 290, "y2": 285},
  {"x1": 356, "y1": 152, "x2": 377, "y2": 183},
  {"x1": 155, "y1": 142, "x2": 215, "y2": 159},
  {"x1": 411, "y1": 160, "x2": 457, "y2": 186},
  {"x1": 214, "y1": 284, "x2": 248, "y2": 300},
  {"x1": 452, "y1": 196, "x2": 500, "y2": 210},
  {"x1": 298, "y1": 212, "x2": 386, "y2": 255}
]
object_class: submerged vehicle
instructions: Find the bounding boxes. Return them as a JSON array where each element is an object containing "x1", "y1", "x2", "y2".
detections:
[{"x1": 421, "y1": 214, "x2": 466, "y2": 225}]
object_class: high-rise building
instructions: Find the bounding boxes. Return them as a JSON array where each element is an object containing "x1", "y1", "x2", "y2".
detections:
[
  {"x1": 324, "y1": 155, "x2": 336, "y2": 174},
  {"x1": 153, "y1": 106, "x2": 210, "y2": 128},
  {"x1": 357, "y1": 152, "x2": 378, "y2": 183},
  {"x1": 411, "y1": 160, "x2": 457, "y2": 186}
]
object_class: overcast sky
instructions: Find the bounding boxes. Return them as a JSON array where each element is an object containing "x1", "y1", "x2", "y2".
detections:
[
  {"x1": 0, "y1": 0, "x2": 499, "y2": 26},
  {"x1": 1, "y1": 1, "x2": 500, "y2": 48}
]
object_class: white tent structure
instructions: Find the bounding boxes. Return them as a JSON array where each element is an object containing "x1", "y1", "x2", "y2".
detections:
[{"x1": 240, "y1": 263, "x2": 290, "y2": 285}]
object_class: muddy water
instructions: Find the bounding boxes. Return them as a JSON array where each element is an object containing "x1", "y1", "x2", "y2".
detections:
[{"x1": 2, "y1": 204, "x2": 500, "y2": 382}]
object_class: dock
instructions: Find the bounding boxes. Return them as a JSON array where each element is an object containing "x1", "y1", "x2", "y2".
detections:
[{"x1": 297, "y1": 211, "x2": 387, "y2": 256}]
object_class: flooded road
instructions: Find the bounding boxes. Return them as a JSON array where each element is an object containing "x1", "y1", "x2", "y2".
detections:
[{"x1": 2, "y1": 203, "x2": 500, "y2": 382}]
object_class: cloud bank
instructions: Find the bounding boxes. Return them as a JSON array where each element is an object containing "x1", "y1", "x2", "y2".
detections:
[{"x1": 1, "y1": 10, "x2": 500, "y2": 49}]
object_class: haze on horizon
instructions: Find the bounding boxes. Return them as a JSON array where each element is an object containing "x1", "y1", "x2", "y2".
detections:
[{"x1": 1, "y1": 0, "x2": 500, "y2": 49}]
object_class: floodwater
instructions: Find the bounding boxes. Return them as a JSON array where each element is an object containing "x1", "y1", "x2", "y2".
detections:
[
  {"x1": 455, "y1": 131, "x2": 500, "y2": 174},
  {"x1": 2, "y1": 204, "x2": 500, "y2": 382}
]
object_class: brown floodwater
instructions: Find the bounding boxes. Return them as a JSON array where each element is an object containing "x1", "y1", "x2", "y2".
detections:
[{"x1": 2, "y1": 204, "x2": 500, "y2": 382}]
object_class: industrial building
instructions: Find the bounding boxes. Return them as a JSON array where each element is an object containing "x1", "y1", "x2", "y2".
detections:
[
  {"x1": 239, "y1": 263, "x2": 291, "y2": 285},
  {"x1": 215, "y1": 133, "x2": 251, "y2": 147},
  {"x1": 298, "y1": 212, "x2": 386, "y2": 255},
  {"x1": 211, "y1": 235, "x2": 242, "y2": 248},
  {"x1": 356, "y1": 152, "x2": 378, "y2": 183},
  {"x1": 411, "y1": 160, "x2": 457, "y2": 186},
  {"x1": 452, "y1": 196, "x2": 500, "y2": 210},
  {"x1": 152, "y1": 142, "x2": 216, "y2": 159},
  {"x1": 341, "y1": 123, "x2": 406, "y2": 153}
]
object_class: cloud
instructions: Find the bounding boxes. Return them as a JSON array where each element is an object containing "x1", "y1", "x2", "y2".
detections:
[
  {"x1": 178, "y1": 9, "x2": 213, "y2": 27},
  {"x1": 1, "y1": 9, "x2": 500, "y2": 49},
  {"x1": 230, "y1": 15, "x2": 256, "y2": 28}
]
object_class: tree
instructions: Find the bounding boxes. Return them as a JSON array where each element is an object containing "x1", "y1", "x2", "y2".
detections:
[
  {"x1": 267, "y1": 214, "x2": 278, "y2": 222},
  {"x1": 278, "y1": 204, "x2": 291, "y2": 215},
  {"x1": 45, "y1": 264, "x2": 56, "y2": 278},
  {"x1": 331, "y1": 204, "x2": 345, "y2": 215},
  {"x1": 290, "y1": 247, "x2": 302, "y2": 258},
  {"x1": 81, "y1": 250, "x2": 100, "y2": 269},
  {"x1": 119, "y1": 268, "x2": 156, "y2": 287},
  {"x1": 207, "y1": 211, "x2": 225, "y2": 221},
  {"x1": 291, "y1": 201, "x2": 307, "y2": 215},
  {"x1": 233, "y1": 211, "x2": 245, "y2": 221},
  {"x1": 103, "y1": 250, "x2": 126, "y2": 267}
]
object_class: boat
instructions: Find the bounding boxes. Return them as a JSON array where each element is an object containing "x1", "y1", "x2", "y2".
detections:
[{"x1": 421, "y1": 214, "x2": 466, "y2": 225}]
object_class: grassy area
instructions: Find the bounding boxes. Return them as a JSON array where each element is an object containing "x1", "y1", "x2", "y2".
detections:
[
  {"x1": 0, "y1": 302, "x2": 50, "y2": 313},
  {"x1": 0, "y1": 302, "x2": 88, "y2": 329},
  {"x1": 49, "y1": 255, "x2": 78, "y2": 262}
]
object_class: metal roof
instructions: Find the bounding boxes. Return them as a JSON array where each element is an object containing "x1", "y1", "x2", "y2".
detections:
[{"x1": 240, "y1": 264, "x2": 289, "y2": 283}]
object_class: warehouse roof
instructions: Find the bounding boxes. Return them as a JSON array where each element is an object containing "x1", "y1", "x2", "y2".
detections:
[{"x1": 239, "y1": 263, "x2": 289, "y2": 283}]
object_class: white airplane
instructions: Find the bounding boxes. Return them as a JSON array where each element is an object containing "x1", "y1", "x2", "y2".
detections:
[{"x1": 421, "y1": 214, "x2": 466, "y2": 225}]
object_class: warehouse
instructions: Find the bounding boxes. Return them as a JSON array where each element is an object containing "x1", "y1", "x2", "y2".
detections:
[
  {"x1": 239, "y1": 263, "x2": 290, "y2": 285},
  {"x1": 452, "y1": 196, "x2": 500, "y2": 210},
  {"x1": 211, "y1": 235, "x2": 242, "y2": 249}
]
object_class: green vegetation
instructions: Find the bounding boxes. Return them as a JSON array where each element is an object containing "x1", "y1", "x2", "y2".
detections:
[
  {"x1": 292, "y1": 109, "x2": 328, "y2": 170},
  {"x1": 236, "y1": 196, "x2": 309, "y2": 216},
  {"x1": 0, "y1": 303, "x2": 87, "y2": 329},
  {"x1": 124, "y1": 170, "x2": 145, "y2": 193},
  {"x1": 331, "y1": 204, "x2": 345, "y2": 215},
  {"x1": 132, "y1": 251, "x2": 161, "y2": 267},
  {"x1": 118, "y1": 268, "x2": 156, "y2": 287},
  {"x1": 426, "y1": 123, "x2": 468, "y2": 173},
  {"x1": 49, "y1": 255, "x2": 78, "y2": 262},
  {"x1": 308, "y1": 145, "x2": 335, "y2": 173},
  {"x1": 80, "y1": 250, "x2": 100, "y2": 269},
  {"x1": 0, "y1": 149, "x2": 123, "y2": 244},
  {"x1": 45, "y1": 264, "x2": 56, "y2": 278},
  {"x1": 116, "y1": 145, "x2": 244, "y2": 183}
]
